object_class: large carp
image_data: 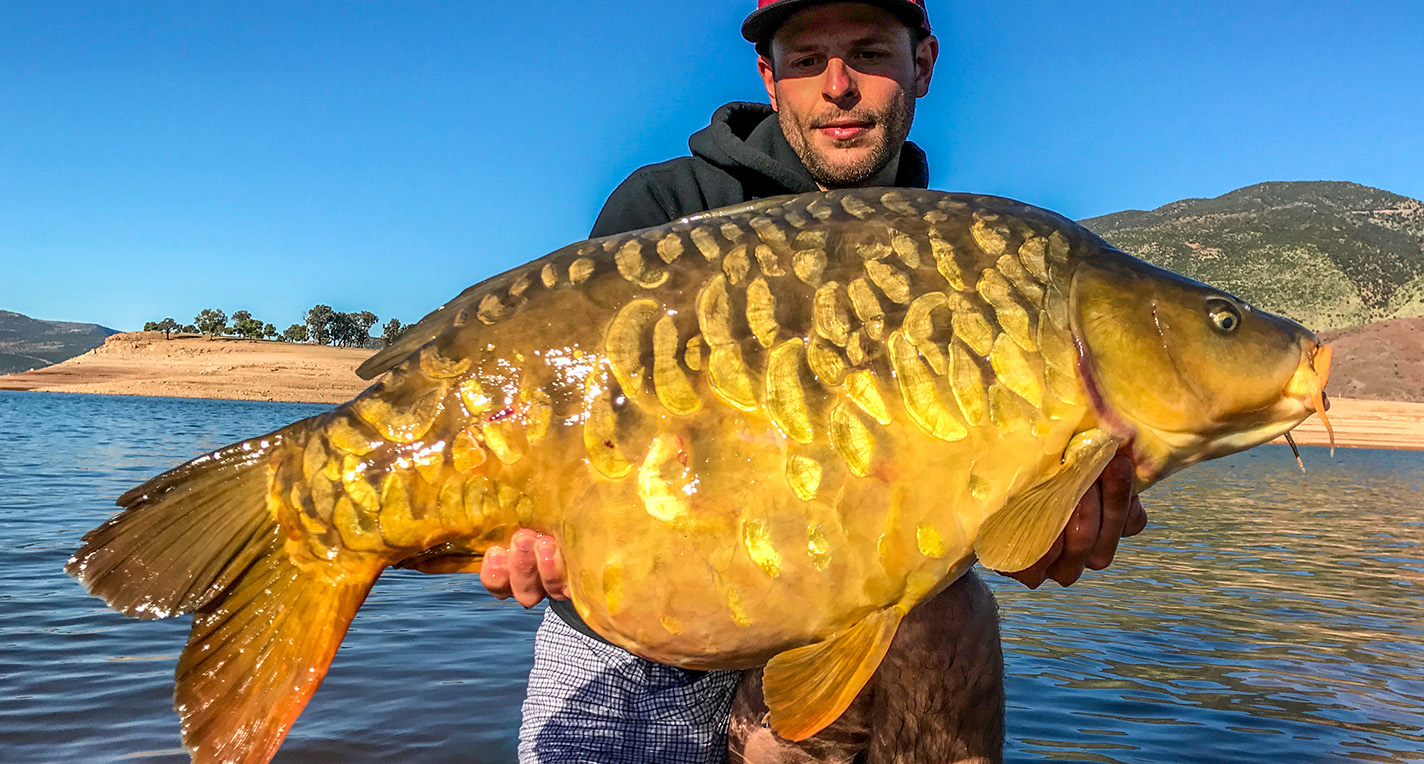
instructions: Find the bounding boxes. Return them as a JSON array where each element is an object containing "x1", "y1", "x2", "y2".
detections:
[{"x1": 68, "y1": 189, "x2": 1332, "y2": 764}]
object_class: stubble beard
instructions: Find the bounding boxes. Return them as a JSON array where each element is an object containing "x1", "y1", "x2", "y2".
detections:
[{"x1": 779, "y1": 90, "x2": 916, "y2": 189}]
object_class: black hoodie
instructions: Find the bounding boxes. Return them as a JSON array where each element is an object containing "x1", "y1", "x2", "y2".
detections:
[
  {"x1": 589, "y1": 101, "x2": 930, "y2": 238},
  {"x1": 551, "y1": 101, "x2": 930, "y2": 644}
]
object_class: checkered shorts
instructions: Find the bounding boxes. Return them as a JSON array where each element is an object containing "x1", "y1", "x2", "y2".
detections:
[{"x1": 518, "y1": 608, "x2": 742, "y2": 763}]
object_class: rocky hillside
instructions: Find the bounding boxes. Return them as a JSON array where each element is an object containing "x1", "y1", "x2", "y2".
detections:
[
  {"x1": 1082, "y1": 181, "x2": 1424, "y2": 331},
  {"x1": 0, "y1": 310, "x2": 119, "y2": 374},
  {"x1": 1318, "y1": 318, "x2": 1424, "y2": 402}
]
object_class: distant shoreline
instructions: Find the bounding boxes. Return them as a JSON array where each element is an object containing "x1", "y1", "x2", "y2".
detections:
[
  {"x1": 2, "y1": 331, "x2": 1420, "y2": 452},
  {"x1": 1265, "y1": 397, "x2": 1424, "y2": 452},
  {"x1": 0, "y1": 331, "x2": 373, "y2": 405}
]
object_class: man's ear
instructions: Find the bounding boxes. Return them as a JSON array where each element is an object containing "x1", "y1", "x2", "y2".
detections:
[
  {"x1": 913, "y1": 35, "x2": 939, "y2": 98},
  {"x1": 757, "y1": 55, "x2": 779, "y2": 111}
]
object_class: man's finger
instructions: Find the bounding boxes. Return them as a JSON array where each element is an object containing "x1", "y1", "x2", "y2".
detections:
[
  {"x1": 1048, "y1": 482, "x2": 1102, "y2": 585},
  {"x1": 479, "y1": 546, "x2": 513, "y2": 599},
  {"x1": 1002, "y1": 535, "x2": 1063, "y2": 590},
  {"x1": 536, "y1": 535, "x2": 570, "y2": 600},
  {"x1": 508, "y1": 529, "x2": 547, "y2": 608},
  {"x1": 1123, "y1": 496, "x2": 1147, "y2": 538},
  {"x1": 1086, "y1": 454, "x2": 1135, "y2": 571}
]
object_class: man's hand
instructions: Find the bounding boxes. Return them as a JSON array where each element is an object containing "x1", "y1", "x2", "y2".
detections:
[
  {"x1": 1004, "y1": 451, "x2": 1147, "y2": 589},
  {"x1": 479, "y1": 528, "x2": 569, "y2": 608}
]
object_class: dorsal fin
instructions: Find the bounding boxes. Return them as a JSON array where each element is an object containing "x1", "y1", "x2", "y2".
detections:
[
  {"x1": 356, "y1": 253, "x2": 548, "y2": 381},
  {"x1": 359, "y1": 196, "x2": 803, "y2": 381},
  {"x1": 357, "y1": 279, "x2": 492, "y2": 380},
  {"x1": 672, "y1": 193, "x2": 801, "y2": 225}
]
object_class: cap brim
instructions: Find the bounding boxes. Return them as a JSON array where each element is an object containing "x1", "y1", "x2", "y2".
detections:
[{"x1": 742, "y1": 0, "x2": 929, "y2": 45}]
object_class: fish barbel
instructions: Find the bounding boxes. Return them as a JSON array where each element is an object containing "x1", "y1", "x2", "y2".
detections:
[{"x1": 67, "y1": 189, "x2": 1332, "y2": 763}]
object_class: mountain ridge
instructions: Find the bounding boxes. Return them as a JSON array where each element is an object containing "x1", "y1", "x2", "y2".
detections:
[
  {"x1": 1082, "y1": 180, "x2": 1424, "y2": 331},
  {"x1": 0, "y1": 310, "x2": 120, "y2": 374}
]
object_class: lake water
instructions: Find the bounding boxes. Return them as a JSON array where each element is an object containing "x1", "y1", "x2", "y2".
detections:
[{"x1": 0, "y1": 390, "x2": 1420, "y2": 763}]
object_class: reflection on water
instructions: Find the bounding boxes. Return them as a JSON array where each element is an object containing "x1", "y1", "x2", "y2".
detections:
[
  {"x1": 993, "y1": 446, "x2": 1424, "y2": 763},
  {"x1": 1, "y1": 392, "x2": 1421, "y2": 762},
  {"x1": 0, "y1": 392, "x2": 541, "y2": 763}
]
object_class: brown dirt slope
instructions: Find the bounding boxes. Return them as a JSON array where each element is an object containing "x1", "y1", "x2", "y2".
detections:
[
  {"x1": 0, "y1": 332, "x2": 374, "y2": 404},
  {"x1": 1320, "y1": 318, "x2": 1424, "y2": 402}
]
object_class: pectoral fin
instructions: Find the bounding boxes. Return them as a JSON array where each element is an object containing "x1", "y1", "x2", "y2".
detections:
[
  {"x1": 974, "y1": 429, "x2": 1123, "y2": 573},
  {"x1": 762, "y1": 606, "x2": 903, "y2": 742}
]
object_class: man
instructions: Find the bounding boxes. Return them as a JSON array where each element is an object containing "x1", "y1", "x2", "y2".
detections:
[{"x1": 484, "y1": 2, "x2": 1146, "y2": 761}]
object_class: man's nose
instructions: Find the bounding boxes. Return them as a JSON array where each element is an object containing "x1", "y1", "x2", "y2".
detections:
[{"x1": 821, "y1": 58, "x2": 858, "y2": 107}]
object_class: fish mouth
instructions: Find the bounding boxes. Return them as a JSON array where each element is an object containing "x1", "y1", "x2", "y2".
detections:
[
  {"x1": 1179, "y1": 339, "x2": 1336, "y2": 475},
  {"x1": 1289, "y1": 342, "x2": 1335, "y2": 450},
  {"x1": 1080, "y1": 338, "x2": 1336, "y2": 490}
]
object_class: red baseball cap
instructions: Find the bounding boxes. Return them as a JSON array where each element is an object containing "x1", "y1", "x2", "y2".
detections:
[{"x1": 741, "y1": 0, "x2": 932, "y2": 46}]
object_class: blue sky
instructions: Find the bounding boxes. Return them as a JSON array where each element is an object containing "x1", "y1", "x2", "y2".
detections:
[{"x1": 3, "y1": 1, "x2": 1421, "y2": 332}]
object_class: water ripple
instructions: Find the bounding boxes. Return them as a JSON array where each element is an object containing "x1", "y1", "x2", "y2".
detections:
[{"x1": 2, "y1": 392, "x2": 1421, "y2": 762}]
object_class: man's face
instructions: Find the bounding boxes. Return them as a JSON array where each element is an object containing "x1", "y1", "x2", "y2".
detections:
[{"x1": 758, "y1": 2, "x2": 938, "y2": 189}]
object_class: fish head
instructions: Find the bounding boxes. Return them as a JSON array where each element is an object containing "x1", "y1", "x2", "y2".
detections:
[{"x1": 1070, "y1": 246, "x2": 1332, "y2": 489}]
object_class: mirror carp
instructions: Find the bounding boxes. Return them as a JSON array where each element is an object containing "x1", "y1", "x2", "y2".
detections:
[{"x1": 67, "y1": 189, "x2": 1333, "y2": 764}]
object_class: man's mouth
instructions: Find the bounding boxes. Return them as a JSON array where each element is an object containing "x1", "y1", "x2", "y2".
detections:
[{"x1": 817, "y1": 121, "x2": 873, "y2": 141}]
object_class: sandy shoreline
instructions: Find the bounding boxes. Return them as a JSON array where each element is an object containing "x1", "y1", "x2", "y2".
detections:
[
  {"x1": 0, "y1": 332, "x2": 374, "y2": 404},
  {"x1": 1267, "y1": 397, "x2": 1423, "y2": 452},
  {"x1": 2, "y1": 332, "x2": 1420, "y2": 451}
]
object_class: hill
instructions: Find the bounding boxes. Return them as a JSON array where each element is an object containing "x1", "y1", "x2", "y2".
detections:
[
  {"x1": 0, "y1": 310, "x2": 120, "y2": 374},
  {"x1": 1318, "y1": 318, "x2": 1424, "y2": 402},
  {"x1": 1082, "y1": 181, "x2": 1424, "y2": 331}
]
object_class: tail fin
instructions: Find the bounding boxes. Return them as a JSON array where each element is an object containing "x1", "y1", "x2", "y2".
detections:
[
  {"x1": 66, "y1": 434, "x2": 378, "y2": 764},
  {"x1": 176, "y1": 530, "x2": 369, "y2": 764},
  {"x1": 67, "y1": 438, "x2": 281, "y2": 618}
]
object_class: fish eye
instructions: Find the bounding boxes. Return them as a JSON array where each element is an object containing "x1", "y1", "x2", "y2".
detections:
[{"x1": 1205, "y1": 298, "x2": 1241, "y2": 334}]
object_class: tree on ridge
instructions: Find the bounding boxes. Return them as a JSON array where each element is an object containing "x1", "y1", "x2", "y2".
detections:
[
  {"x1": 306, "y1": 305, "x2": 335, "y2": 346},
  {"x1": 281, "y1": 324, "x2": 309, "y2": 343},
  {"x1": 195, "y1": 309, "x2": 227, "y2": 336},
  {"x1": 229, "y1": 310, "x2": 265, "y2": 340},
  {"x1": 381, "y1": 318, "x2": 406, "y2": 347}
]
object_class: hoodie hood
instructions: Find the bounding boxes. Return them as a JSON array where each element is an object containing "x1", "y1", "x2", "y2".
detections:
[{"x1": 688, "y1": 102, "x2": 930, "y2": 195}]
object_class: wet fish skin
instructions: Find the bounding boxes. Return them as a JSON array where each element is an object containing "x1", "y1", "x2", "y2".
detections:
[
  {"x1": 67, "y1": 189, "x2": 1330, "y2": 762},
  {"x1": 322, "y1": 190, "x2": 1099, "y2": 658}
]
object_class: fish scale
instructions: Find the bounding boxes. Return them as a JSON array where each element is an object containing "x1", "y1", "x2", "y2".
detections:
[
  {"x1": 67, "y1": 188, "x2": 1332, "y2": 763},
  {"x1": 267, "y1": 189, "x2": 1093, "y2": 659}
]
